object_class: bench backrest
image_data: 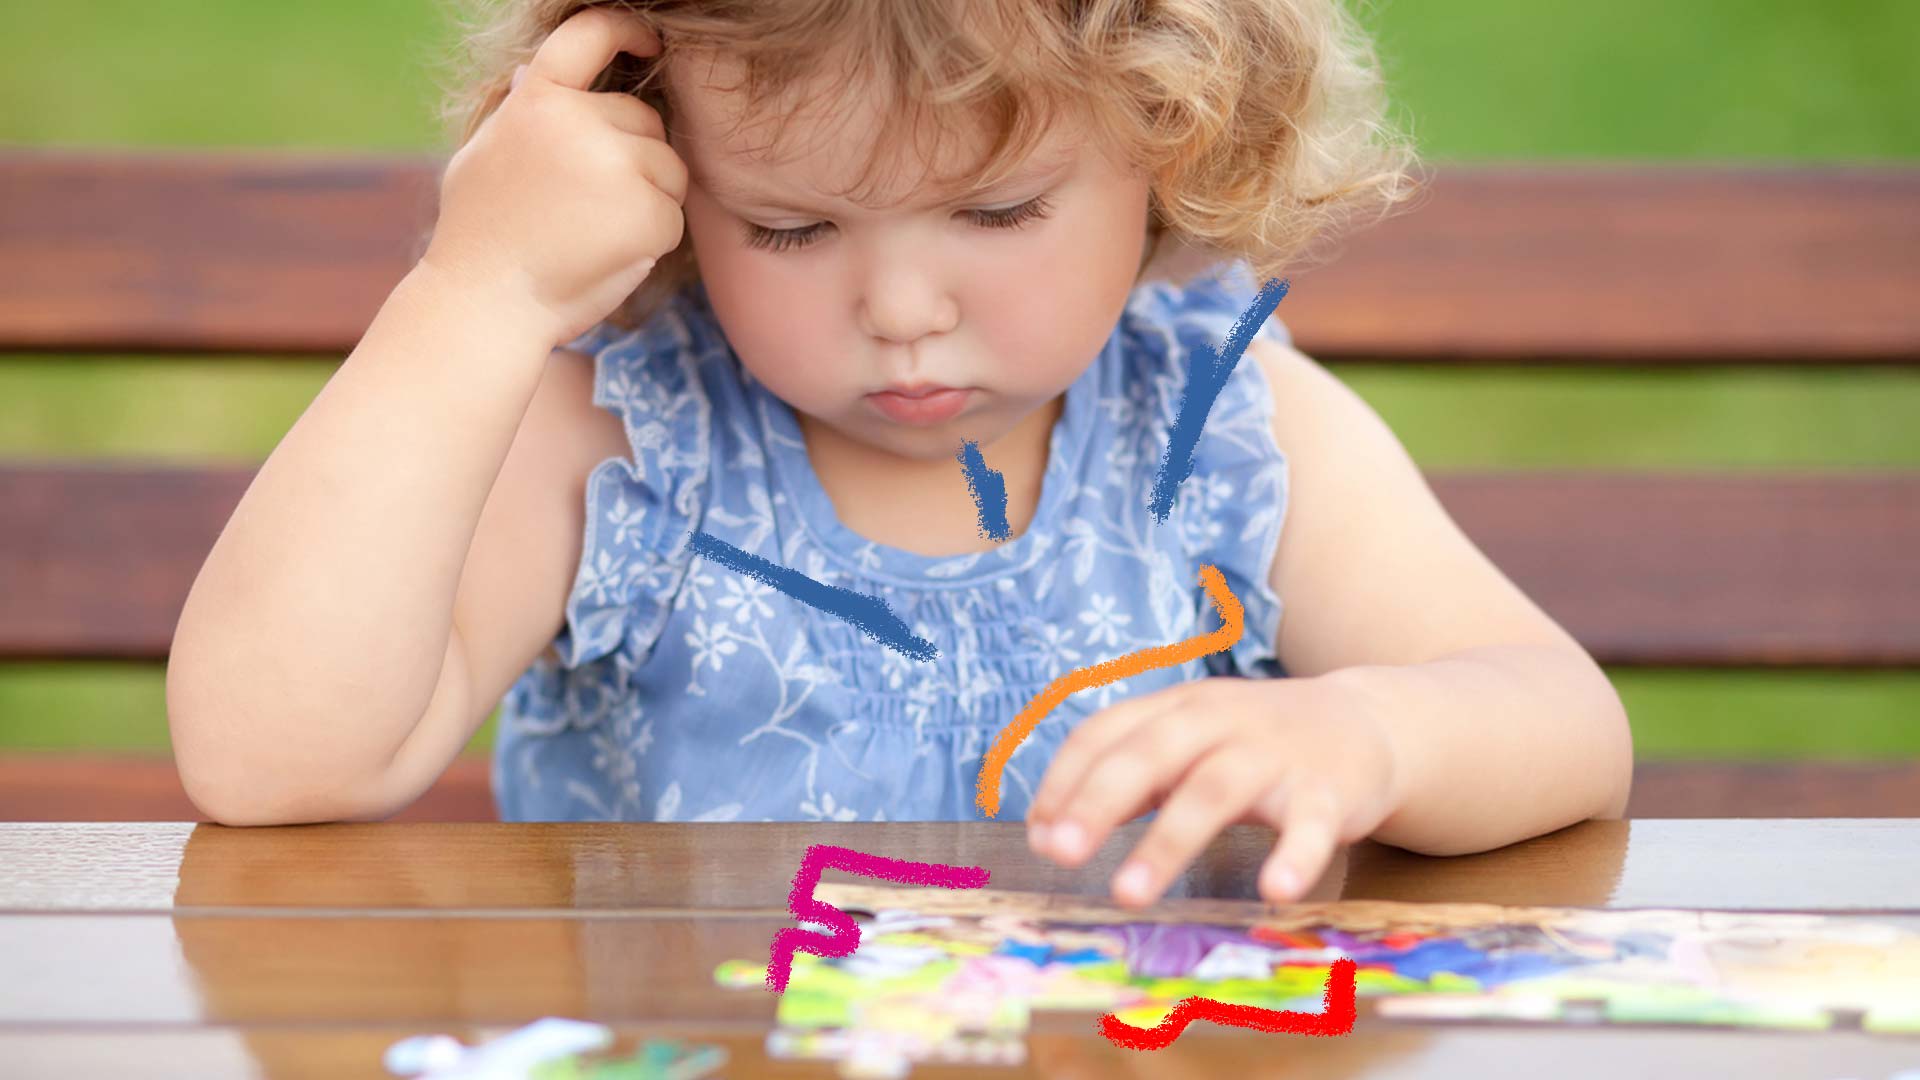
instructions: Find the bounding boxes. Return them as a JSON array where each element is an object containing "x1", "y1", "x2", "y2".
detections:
[{"x1": 3, "y1": 148, "x2": 1918, "y2": 667}]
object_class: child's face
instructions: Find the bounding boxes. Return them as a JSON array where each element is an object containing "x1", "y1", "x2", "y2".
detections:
[{"x1": 664, "y1": 50, "x2": 1152, "y2": 463}]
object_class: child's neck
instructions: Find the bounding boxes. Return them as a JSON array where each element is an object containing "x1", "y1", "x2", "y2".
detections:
[{"x1": 800, "y1": 395, "x2": 1064, "y2": 558}]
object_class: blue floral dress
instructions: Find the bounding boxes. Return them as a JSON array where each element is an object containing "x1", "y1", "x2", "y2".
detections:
[{"x1": 493, "y1": 260, "x2": 1295, "y2": 822}]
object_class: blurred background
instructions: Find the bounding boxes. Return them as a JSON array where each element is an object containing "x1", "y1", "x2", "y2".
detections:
[{"x1": 1, "y1": 1, "x2": 1916, "y2": 776}]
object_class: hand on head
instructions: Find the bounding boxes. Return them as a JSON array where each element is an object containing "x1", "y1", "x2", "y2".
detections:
[{"x1": 424, "y1": 6, "x2": 686, "y2": 348}]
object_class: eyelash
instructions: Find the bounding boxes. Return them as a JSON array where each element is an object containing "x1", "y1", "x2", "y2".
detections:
[{"x1": 740, "y1": 195, "x2": 1054, "y2": 253}]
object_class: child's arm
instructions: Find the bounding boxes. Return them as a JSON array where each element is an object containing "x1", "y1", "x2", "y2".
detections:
[
  {"x1": 168, "y1": 8, "x2": 681, "y2": 825},
  {"x1": 1252, "y1": 337, "x2": 1633, "y2": 849},
  {"x1": 166, "y1": 266, "x2": 597, "y2": 825},
  {"x1": 1028, "y1": 338, "x2": 1632, "y2": 905}
]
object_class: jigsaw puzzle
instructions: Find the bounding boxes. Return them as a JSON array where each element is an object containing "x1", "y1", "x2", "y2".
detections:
[{"x1": 716, "y1": 883, "x2": 1920, "y2": 1076}]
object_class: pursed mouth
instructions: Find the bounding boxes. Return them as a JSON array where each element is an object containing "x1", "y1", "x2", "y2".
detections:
[
  {"x1": 866, "y1": 386, "x2": 973, "y2": 425},
  {"x1": 876, "y1": 383, "x2": 960, "y2": 398}
]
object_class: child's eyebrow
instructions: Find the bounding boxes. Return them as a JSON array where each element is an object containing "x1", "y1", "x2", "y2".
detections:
[{"x1": 697, "y1": 154, "x2": 1075, "y2": 216}]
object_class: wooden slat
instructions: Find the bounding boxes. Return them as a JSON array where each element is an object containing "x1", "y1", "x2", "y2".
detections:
[
  {"x1": 0, "y1": 464, "x2": 250, "y2": 659},
  {"x1": 2, "y1": 149, "x2": 1917, "y2": 363},
  {"x1": 0, "y1": 148, "x2": 436, "y2": 355},
  {"x1": 1627, "y1": 761, "x2": 1920, "y2": 819},
  {"x1": 3, "y1": 464, "x2": 1916, "y2": 665},
  {"x1": 0, "y1": 755, "x2": 493, "y2": 824},
  {"x1": 1289, "y1": 164, "x2": 1920, "y2": 364},
  {"x1": 6, "y1": 1027, "x2": 1920, "y2": 1080},
  {"x1": 6, "y1": 817, "x2": 1920, "y2": 913},
  {"x1": 1429, "y1": 470, "x2": 1920, "y2": 666},
  {"x1": 0, "y1": 913, "x2": 782, "y2": 1025}
]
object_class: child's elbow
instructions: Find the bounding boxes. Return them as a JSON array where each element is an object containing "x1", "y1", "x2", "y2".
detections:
[
  {"x1": 167, "y1": 664, "x2": 394, "y2": 827},
  {"x1": 169, "y1": 702, "x2": 392, "y2": 827},
  {"x1": 176, "y1": 752, "x2": 389, "y2": 827},
  {"x1": 1591, "y1": 672, "x2": 1636, "y2": 821},
  {"x1": 181, "y1": 780, "x2": 299, "y2": 828}
]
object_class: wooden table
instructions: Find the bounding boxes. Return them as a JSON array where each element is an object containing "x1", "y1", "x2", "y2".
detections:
[{"x1": 3, "y1": 819, "x2": 1918, "y2": 1078}]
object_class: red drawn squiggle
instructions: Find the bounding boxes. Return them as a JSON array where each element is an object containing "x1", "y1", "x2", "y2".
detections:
[
  {"x1": 1097, "y1": 957, "x2": 1358, "y2": 1049},
  {"x1": 765, "y1": 844, "x2": 991, "y2": 993}
]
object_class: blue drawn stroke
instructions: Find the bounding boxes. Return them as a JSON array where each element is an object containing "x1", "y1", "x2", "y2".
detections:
[
  {"x1": 1148, "y1": 277, "x2": 1290, "y2": 523},
  {"x1": 687, "y1": 530, "x2": 939, "y2": 662},
  {"x1": 956, "y1": 440, "x2": 1011, "y2": 542}
]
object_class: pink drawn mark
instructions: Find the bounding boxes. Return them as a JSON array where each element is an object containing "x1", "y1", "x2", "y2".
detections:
[
  {"x1": 766, "y1": 843, "x2": 991, "y2": 993},
  {"x1": 1097, "y1": 957, "x2": 1358, "y2": 1049}
]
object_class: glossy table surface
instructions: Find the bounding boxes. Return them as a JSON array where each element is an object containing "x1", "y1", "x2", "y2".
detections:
[{"x1": 5, "y1": 819, "x2": 1919, "y2": 1078}]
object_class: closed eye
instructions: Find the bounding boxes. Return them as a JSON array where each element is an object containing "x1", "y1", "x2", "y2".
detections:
[{"x1": 741, "y1": 194, "x2": 1055, "y2": 254}]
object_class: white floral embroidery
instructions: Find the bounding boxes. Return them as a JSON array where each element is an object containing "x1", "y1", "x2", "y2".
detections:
[
  {"x1": 605, "y1": 493, "x2": 648, "y2": 546},
  {"x1": 576, "y1": 548, "x2": 627, "y2": 607},
  {"x1": 800, "y1": 790, "x2": 860, "y2": 822},
  {"x1": 680, "y1": 563, "x2": 719, "y2": 611},
  {"x1": 1033, "y1": 621, "x2": 1081, "y2": 667},
  {"x1": 685, "y1": 615, "x2": 737, "y2": 674},
  {"x1": 716, "y1": 574, "x2": 777, "y2": 624},
  {"x1": 1078, "y1": 593, "x2": 1133, "y2": 648},
  {"x1": 925, "y1": 553, "x2": 984, "y2": 579}
]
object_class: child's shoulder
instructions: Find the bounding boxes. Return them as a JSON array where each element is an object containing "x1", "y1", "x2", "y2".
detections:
[
  {"x1": 1094, "y1": 262, "x2": 1298, "y2": 486},
  {"x1": 1246, "y1": 326, "x2": 1584, "y2": 678}
]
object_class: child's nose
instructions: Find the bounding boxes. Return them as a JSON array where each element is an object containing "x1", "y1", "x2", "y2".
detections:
[{"x1": 859, "y1": 266, "x2": 959, "y2": 344}]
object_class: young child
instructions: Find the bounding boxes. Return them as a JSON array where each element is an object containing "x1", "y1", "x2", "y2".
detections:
[{"x1": 166, "y1": 0, "x2": 1633, "y2": 909}]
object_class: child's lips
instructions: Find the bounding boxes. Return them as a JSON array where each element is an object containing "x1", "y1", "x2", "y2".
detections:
[{"x1": 867, "y1": 384, "x2": 972, "y2": 425}]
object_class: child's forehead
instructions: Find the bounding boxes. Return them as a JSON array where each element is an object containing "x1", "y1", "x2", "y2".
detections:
[{"x1": 663, "y1": 47, "x2": 1088, "y2": 208}]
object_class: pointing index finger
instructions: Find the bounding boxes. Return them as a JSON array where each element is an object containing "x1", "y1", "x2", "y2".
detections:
[{"x1": 525, "y1": 5, "x2": 663, "y2": 93}]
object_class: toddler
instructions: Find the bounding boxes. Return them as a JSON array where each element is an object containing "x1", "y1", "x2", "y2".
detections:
[{"x1": 168, "y1": 0, "x2": 1633, "y2": 908}]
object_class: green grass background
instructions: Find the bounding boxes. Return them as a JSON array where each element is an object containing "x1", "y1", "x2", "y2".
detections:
[{"x1": 2, "y1": 0, "x2": 1916, "y2": 760}]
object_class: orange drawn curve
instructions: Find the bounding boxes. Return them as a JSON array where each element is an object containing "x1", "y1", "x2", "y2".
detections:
[{"x1": 975, "y1": 564, "x2": 1244, "y2": 817}]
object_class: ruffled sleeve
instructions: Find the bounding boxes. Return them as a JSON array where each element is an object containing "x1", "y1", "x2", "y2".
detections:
[
  {"x1": 550, "y1": 297, "x2": 715, "y2": 672},
  {"x1": 563, "y1": 319, "x2": 631, "y2": 358},
  {"x1": 1161, "y1": 262, "x2": 1294, "y2": 678}
]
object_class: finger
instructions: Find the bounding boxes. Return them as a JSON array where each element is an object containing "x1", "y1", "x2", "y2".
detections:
[
  {"x1": 1258, "y1": 784, "x2": 1343, "y2": 903},
  {"x1": 527, "y1": 5, "x2": 663, "y2": 93},
  {"x1": 1027, "y1": 680, "x2": 1213, "y2": 860},
  {"x1": 586, "y1": 90, "x2": 668, "y2": 143},
  {"x1": 630, "y1": 178, "x2": 688, "y2": 257},
  {"x1": 627, "y1": 135, "x2": 690, "y2": 205},
  {"x1": 1025, "y1": 687, "x2": 1170, "y2": 830},
  {"x1": 1043, "y1": 693, "x2": 1238, "y2": 867},
  {"x1": 1109, "y1": 748, "x2": 1270, "y2": 908}
]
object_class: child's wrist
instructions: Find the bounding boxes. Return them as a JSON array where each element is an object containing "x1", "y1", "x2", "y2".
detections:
[
  {"x1": 1316, "y1": 664, "x2": 1417, "y2": 824},
  {"x1": 404, "y1": 254, "x2": 569, "y2": 356}
]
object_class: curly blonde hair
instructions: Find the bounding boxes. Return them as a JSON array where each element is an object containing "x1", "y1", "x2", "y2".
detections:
[{"x1": 430, "y1": 0, "x2": 1425, "y2": 330}]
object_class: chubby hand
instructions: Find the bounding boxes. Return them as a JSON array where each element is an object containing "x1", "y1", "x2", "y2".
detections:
[
  {"x1": 1025, "y1": 673, "x2": 1403, "y2": 908},
  {"x1": 428, "y1": 6, "x2": 685, "y2": 347}
]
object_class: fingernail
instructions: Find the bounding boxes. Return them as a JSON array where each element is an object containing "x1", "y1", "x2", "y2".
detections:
[
  {"x1": 1267, "y1": 864, "x2": 1301, "y2": 899},
  {"x1": 1026, "y1": 822, "x2": 1049, "y2": 854},
  {"x1": 1113, "y1": 862, "x2": 1152, "y2": 904},
  {"x1": 1052, "y1": 821, "x2": 1087, "y2": 862}
]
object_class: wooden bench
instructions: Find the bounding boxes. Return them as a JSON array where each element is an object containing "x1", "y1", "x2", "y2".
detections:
[{"x1": 3, "y1": 148, "x2": 1917, "y2": 821}]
